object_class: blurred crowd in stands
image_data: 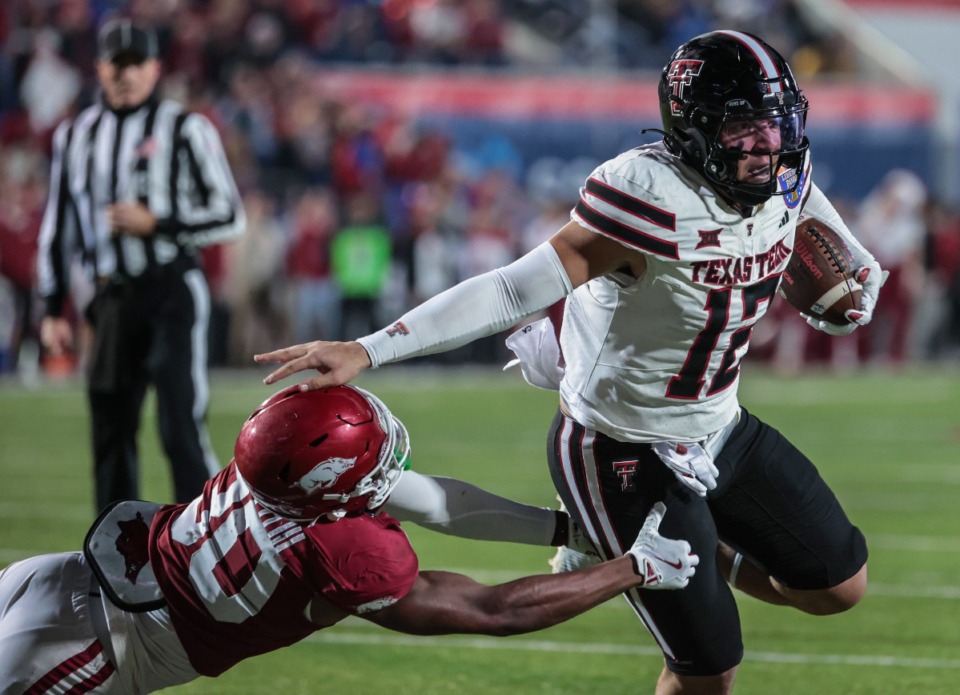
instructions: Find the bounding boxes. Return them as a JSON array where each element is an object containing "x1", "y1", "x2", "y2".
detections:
[
  {"x1": 1, "y1": 0, "x2": 959, "y2": 381},
  {"x1": 755, "y1": 171, "x2": 960, "y2": 373}
]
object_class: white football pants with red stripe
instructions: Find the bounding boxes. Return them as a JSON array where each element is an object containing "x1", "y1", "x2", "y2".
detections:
[
  {"x1": 0, "y1": 552, "x2": 195, "y2": 694},
  {"x1": 0, "y1": 553, "x2": 117, "y2": 693}
]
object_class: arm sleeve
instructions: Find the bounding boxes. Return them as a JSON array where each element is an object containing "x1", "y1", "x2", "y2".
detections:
[
  {"x1": 36, "y1": 121, "x2": 78, "y2": 317},
  {"x1": 358, "y1": 242, "x2": 572, "y2": 368},
  {"x1": 167, "y1": 113, "x2": 245, "y2": 248},
  {"x1": 802, "y1": 183, "x2": 876, "y2": 263},
  {"x1": 384, "y1": 471, "x2": 557, "y2": 547}
]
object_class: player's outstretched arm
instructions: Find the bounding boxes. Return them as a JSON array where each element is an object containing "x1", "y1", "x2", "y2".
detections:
[
  {"x1": 254, "y1": 262, "x2": 559, "y2": 387},
  {"x1": 255, "y1": 340, "x2": 371, "y2": 388},
  {"x1": 254, "y1": 223, "x2": 642, "y2": 389},
  {"x1": 365, "y1": 503, "x2": 697, "y2": 636},
  {"x1": 385, "y1": 471, "x2": 561, "y2": 547},
  {"x1": 257, "y1": 242, "x2": 573, "y2": 389},
  {"x1": 364, "y1": 561, "x2": 642, "y2": 637}
]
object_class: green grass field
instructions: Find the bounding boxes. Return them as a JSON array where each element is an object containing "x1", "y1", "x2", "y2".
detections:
[{"x1": 1, "y1": 366, "x2": 958, "y2": 694}]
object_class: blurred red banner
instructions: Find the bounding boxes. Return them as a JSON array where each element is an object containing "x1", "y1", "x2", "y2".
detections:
[{"x1": 315, "y1": 71, "x2": 936, "y2": 125}]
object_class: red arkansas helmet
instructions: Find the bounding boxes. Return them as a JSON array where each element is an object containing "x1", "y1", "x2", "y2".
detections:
[{"x1": 233, "y1": 385, "x2": 410, "y2": 522}]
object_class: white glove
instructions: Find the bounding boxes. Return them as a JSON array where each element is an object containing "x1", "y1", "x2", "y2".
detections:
[
  {"x1": 566, "y1": 515, "x2": 600, "y2": 557},
  {"x1": 804, "y1": 263, "x2": 889, "y2": 336},
  {"x1": 503, "y1": 317, "x2": 564, "y2": 391},
  {"x1": 627, "y1": 502, "x2": 698, "y2": 589},
  {"x1": 652, "y1": 441, "x2": 718, "y2": 497}
]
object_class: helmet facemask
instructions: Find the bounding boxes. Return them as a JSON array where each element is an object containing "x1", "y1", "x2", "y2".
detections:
[
  {"x1": 699, "y1": 99, "x2": 809, "y2": 207},
  {"x1": 319, "y1": 388, "x2": 410, "y2": 521},
  {"x1": 659, "y1": 30, "x2": 811, "y2": 208}
]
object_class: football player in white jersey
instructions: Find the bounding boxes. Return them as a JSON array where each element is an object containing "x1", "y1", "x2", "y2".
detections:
[
  {"x1": 0, "y1": 384, "x2": 696, "y2": 694},
  {"x1": 256, "y1": 31, "x2": 884, "y2": 695}
]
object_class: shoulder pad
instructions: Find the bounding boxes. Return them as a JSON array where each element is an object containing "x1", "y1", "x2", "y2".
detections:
[{"x1": 84, "y1": 500, "x2": 166, "y2": 612}]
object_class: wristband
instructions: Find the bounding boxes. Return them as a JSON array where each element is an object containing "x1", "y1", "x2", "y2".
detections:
[
  {"x1": 550, "y1": 510, "x2": 570, "y2": 547},
  {"x1": 729, "y1": 552, "x2": 744, "y2": 589}
]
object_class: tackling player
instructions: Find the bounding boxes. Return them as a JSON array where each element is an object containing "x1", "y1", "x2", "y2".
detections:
[
  {"x1": 256, "y1": 31, "x2": 884, "y2": 695},
  {"x1": 0, "y1": 385, "x2": 696, "y2": 693}
]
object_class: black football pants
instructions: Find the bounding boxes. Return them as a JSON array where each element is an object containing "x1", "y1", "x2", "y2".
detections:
[
  {"x1": 86, "y1": 264, "x2": 219, "y2": 511},
  {"x1": 547, "y1": 407, "x2": 867, "y2": 676}
]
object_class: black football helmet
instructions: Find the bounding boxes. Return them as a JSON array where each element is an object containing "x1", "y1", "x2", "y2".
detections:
[{"x1": 658, "y1": 30, "x2": 809, "y2": 207}]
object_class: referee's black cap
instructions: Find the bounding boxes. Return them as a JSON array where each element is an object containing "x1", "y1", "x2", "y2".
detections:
[{"x1": 97, "y1": 19, "x2": 158, "y2": 62}]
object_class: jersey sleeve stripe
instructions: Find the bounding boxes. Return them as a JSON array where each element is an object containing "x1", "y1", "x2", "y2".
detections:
[
  {"x1": 585, "y1": 178, "x2": 676, "y2": 231},
  {"x1": 575, "y1": 200, "x2": 680, "y2": 259}
]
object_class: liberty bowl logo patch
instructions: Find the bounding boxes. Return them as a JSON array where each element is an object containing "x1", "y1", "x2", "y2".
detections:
[
  {"x1": 778, "y1": 165, "x2": 807, "y2": 209},
  {"x1": 295, "y1": 457, "x2": 356, "y2": 492}
]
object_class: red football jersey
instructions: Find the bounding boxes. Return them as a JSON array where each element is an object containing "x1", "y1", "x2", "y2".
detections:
[{"x1": 148, "y1": 464, "x2": 419, "y2": 676}]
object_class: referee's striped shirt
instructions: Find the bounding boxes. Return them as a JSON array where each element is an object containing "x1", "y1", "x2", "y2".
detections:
[{"x1": 37, "y1": 95, "x2": 245, "y2": 316}]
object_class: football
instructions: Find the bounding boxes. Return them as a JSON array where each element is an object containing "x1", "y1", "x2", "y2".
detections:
[{"x1": 779, "y1": 216, "x2": 863, "y2": 325}]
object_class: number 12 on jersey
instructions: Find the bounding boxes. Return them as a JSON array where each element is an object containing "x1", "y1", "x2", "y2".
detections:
[{"x1": 666, "y1": 275, "x2": 781, "y2": 400}]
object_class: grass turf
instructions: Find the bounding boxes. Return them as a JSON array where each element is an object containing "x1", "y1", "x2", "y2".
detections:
[{"x1": 0, "y1": 365, "x2": 957, "y2": 694}]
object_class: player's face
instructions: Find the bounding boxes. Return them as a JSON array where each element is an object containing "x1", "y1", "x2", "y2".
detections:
[
  {"x1": 718, "y1": 118, "x2": 782, "y2": 184},
  {"x1": 97, "y1": 54, "x2": 160, "y2": 109}
]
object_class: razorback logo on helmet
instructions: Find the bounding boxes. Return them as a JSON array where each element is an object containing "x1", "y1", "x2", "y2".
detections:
[
  {"x1": 667, "y1": 59, "x2": 704, "y2": 116},
  {"x1": 295, "y1": 457, "x2": 357, "y2": 492}
]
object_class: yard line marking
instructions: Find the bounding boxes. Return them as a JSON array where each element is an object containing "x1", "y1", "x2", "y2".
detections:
[
  {"x1": 306, "y1": 632, "x2": 960, "y2": 669},
  {"x1": 878, "y1": 463, "x2": 960, "y2": 483},
  {"x1": 844, "y1": 492, "x2": 960, "y2": 510},
  {"x1": 0, "y1": 502, "x2": 91, "y2": 521},
  {"x1": 869, "y1": 534, "x2": 960, "y2": 552},
  {"x1": 868, "y1": 583, "x2": 960, "y2": 600}
]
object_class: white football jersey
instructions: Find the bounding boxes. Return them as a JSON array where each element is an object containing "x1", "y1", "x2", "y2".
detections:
[{"x1": 562, "y1": 142, "x2": 811, "y2": 442}]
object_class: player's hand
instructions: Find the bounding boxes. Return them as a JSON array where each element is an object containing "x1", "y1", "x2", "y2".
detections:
[
  {"x1": 566, "y1": 515, "x2": 601, "y2": 558},
  {"x1": 255, "y1": 340, "x2": 372, "y2": 389},
  {"x1": 652, "y1": 441, "x2": 718, "y2": 497},
  {"x1": 627, "y1": 502, "x2": 698, "y2": 589},
  {"x1": 802, "y1": 261, "x2": 888, "y2": 336},
  {"x1": 849, "y1": 261, "x2": 887, "y2": 326},
  {"x1": 40, "y1": 316, "x2": 73, "y2": 356},
  {"x1": 801, "y1": 313, "x2": 858, "y2": 336},
  {"x1": 106, "y1": 202, "x2": 157, "y2": 237}
]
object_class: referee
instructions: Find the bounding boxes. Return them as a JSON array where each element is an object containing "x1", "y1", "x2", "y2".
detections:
[{"x1": 37, "y1": 19, "x2": 245, "y2": 511}]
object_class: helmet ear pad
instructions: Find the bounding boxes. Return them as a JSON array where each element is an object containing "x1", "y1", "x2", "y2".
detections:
[
  {"x1": 668, "y1": 126, "x2": 733, "y2": 182},
  {"x1": 670, "y1": 126, "x2": 709, "y2": 165}
]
